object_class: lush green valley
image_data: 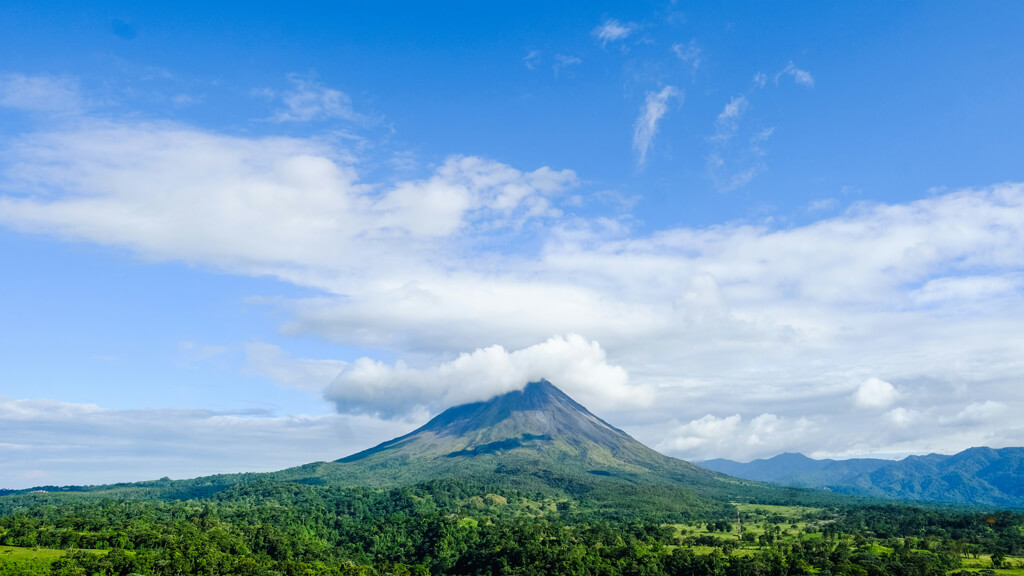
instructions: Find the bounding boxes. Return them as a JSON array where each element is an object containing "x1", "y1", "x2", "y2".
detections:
[{"x1": 1, "y1": 479, "x2": 1023, "y2": 576}]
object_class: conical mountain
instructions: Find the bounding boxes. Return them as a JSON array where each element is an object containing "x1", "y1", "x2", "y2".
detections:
[
  {"x1": 295, "y1": 380, "x2": 761, "y2": 514},
  {"x1": 340, "y1": 379, "x2": 663, "y2": 466}
]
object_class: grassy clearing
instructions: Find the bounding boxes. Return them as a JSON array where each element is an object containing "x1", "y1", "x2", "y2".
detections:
[
  {"x1": 0, "y1": 546, "x2": 65, "y2": 560},
  {"x1": 958, "y1": 555, "x2": 1024, "y2": 575},
  {"x1": 0, "y1": 545, "x2": 67, "y2": 575},
  {"x1": 735, "y1": 503, "x2": 825, "y2": 518}
]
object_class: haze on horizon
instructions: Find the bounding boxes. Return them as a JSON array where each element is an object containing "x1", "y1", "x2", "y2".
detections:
[{"x1": 2, "y1": 1, "x2": 1023, "y2": 489}]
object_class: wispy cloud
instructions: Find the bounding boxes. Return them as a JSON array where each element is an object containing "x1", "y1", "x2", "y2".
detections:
[
  {"x1": 593, "y1": 18, "x2": 637, "y2": 46},
  {"x1": 522, "y1": 50, "x2": 542, "y2": 70},
  {"x1": 671, "y1": 40, "x2": 703, "y2": 77},
  {"x1": 0, "y1": 73, "x2": 81, "y2": 114},
  {"x1": 633, "y1": 86, "x2": 681, "y2": 166},
  {"x1": 708, "y1": 95, "x2": 768, "y2": 190},
  {"x1": 271, "y1": 75, "x2": 362, "y2": 123},
  {"x1": 808, "y1": 198, "x2": 839, "y2": 212},
  {"x1": 776, "y1": 62, "x2": 815, "y2": 87},
  {"x1": 553, "y1": 54, "x2": 582, "y2": 78},
  {"x1": 245, "y1": 343, "x2": 347, "y2": 393},
  {"x1": 716, "y1": 95, "x2": 748, "y2": 124}
]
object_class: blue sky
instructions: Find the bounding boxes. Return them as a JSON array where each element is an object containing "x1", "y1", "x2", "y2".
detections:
[{"x1": 2, "y1": 1, "x2": 1024, "y2": 488}]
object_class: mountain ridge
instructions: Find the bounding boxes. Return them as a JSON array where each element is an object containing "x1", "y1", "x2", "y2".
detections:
[{"x1": 700, "y1": 447, "x2": 1024, "y2": 507}]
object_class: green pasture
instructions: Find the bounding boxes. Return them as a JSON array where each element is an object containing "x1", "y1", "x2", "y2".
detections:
[{"x1": 959, "y1": 554, "x2": 1024, "y2": 576}]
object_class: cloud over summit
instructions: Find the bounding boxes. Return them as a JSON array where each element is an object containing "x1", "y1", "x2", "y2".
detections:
[{"x1": 323, "y1": 334, "x2": 645, "y2": 419}]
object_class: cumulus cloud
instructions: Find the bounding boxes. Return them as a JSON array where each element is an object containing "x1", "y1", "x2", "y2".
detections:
[
  {"x1": 0, "y1": 73, "x2": 81, "y2": 113},
  {"x1": 0, "y1": 122, "x2": 576, "y2": 280},
  {"x1": 852, "y1": 378, "x2": 900, "y2": 410},
  {"x1": 593, "y1": 19, "x2": 636, "y2": 46},
  {"x1": 324, "y1": 334, "x2": 646, "y2": 418},
  {"x1": 272, "y1": 75, "x2": 362, "y2": 123},
  {"x1": 633, "y1": 86, "x2": 681, "y2": 166},
  {"x1": 886, "y1": 407, "x2": 918, "y2": 428},
  {"x1": 0, "y1": 396, "x2": 414, "y2": 489},
  {"x1": 657, "y1": 413, "x2": 816, "y2": 461}
]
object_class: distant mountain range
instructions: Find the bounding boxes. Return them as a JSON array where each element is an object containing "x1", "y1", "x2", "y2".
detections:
[{"x1": 700, "y1": 447, "x2": 1024, "y2": 507}]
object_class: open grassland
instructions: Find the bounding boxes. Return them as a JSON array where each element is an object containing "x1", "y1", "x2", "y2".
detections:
[
  {"x1": 960, "y1": 555, "x2": 1024, "y2": 576},
  {"x1": 0, "y1": 545, "x2": 65, "y2": 575}
]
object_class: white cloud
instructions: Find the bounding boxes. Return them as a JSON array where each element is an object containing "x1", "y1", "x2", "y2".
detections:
[
  {"x1": 0, "y1": 73, "x2": 81, "y2": 113},
  {"x1": 272, "y1": 75, "x2": 361, "y2": 123},
  {"x1": 852, "y1": 378, "x2": 900, "y2": 410},
  {"x1": 911, "y1": 275, "x2": 1020, "y2": 306},
  {"x1": 3, "y1": 111, "x2": 1024, "y2": 461},
  {"x1": 657, "y1": 413, "x2": 815, "y2": 461},
  {"x1": 708, "y1": 96, "x2": 768, "y2": 190},
  {"x1": 717, "y1": 95, "x2": 748, "y2": 123},
  {"x1": 0, "y1": 122, "x2": 576, "y2": 276},
  {"x1": 324, "y1": 334, "x2": 646, "y2": 418},
  {"x1": 777, "y1": 62, "x2": 814, "y2": 87},
  {"x1": 633, "y1": 86, "x2": 681, "y2": 166},
  {"x1": 886, "y1": 407, "x2": 918, "y2": 427},
  {"x1": 808, "y1": 198, "x2": 839, "y2": 212},
  {"x1": 941, "y1": 400, "x2": 1007, "y2": 425},
  {"x1": 245, "y1": 342, "x2": 347, "y2": 393},
  {"x1": 706, "y1": 154, "x2": 763, "y2": 192},
  {"x1": 375, "y1": 155, "x2": 576, "y2": 236},
  {"x1": 593, "y1": 19, "x2": 636, "y2": 46},
  {"x1": 672, "y1": 41, "x2": 703, "y2": 76},
  {"x1": 0, "y1": 396, "x2": 413, "y2": 489}
]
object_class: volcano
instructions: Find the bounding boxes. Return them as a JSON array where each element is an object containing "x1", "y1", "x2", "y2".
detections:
[
  {"x1": 282, "y1": 380, "x2": 770, "y2": 517},
  {"x1": 338, "y1": 379, "x2": 707, "y2": 477},
  {"x1": 0, "y1": 380, "x2": 817, "y2": 519}
]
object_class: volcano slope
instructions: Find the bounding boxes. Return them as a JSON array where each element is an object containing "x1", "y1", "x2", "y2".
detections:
[{"x1": 269, "y1": 380, "x2": 817, "y2": 518}]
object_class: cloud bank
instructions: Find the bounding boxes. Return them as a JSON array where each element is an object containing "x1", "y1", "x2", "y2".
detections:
[
  {"x1": 2, "y1": 99, "x2": 1024, "y2": 473},
  {"x1": 0, "y1": 396, "x2": 413, "y2": 489}
]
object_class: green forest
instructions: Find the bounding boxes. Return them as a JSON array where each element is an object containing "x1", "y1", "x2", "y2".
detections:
[{"x1": 1, "y1": 479, "x2": 1021, "y2": 576}]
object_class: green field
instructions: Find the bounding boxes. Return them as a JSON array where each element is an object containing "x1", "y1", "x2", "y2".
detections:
[
  {"x1": 960, "y1": 554, "x2": 1024, "y2": 575},
  {"x1": 0, "y1": 545, "x2": 66, "y2": 575}
]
